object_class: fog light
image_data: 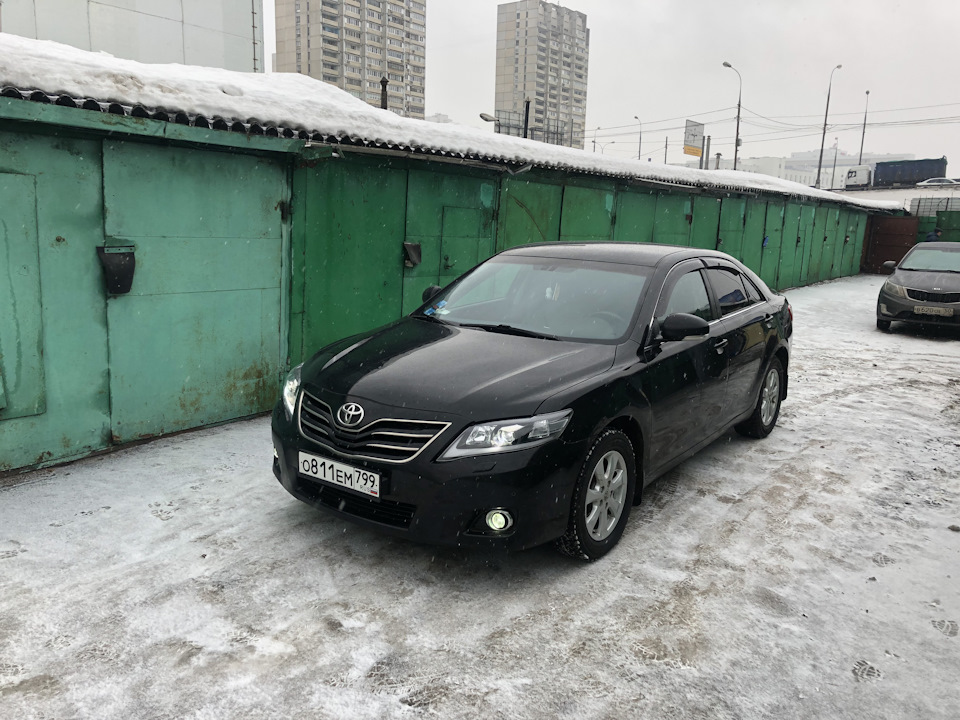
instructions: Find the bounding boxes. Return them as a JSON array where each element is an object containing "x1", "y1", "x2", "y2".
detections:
[
  {"x1": 880, "y1": 303, "x2": 890, "y2": 315},
  {"x1": 485, "y1": 510, "x2": 513, "y2": 531},
  {"x1": 273, "y1": 447, "x2": 279, "y2": 460}
]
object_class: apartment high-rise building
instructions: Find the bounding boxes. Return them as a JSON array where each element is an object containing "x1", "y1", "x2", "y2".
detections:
[
  {"x1": 0, "y1": 0, "x2": 264, "y2": 72},
  {"x1": 275, "y1": 0, "x2": 426, "y2": 119},
  {"x1": 495, "y1": 0, "x2": 588, "y2": 149}
]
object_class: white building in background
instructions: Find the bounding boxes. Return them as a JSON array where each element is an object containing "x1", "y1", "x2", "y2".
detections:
[
  {"x1": 495, "y1": 0, "x2": 588, "y2": 149},
  {"x1": 0, "y1": 0, "x2": 264, "y2": 72},
  {"x1": 274, "y1": 0, "x2": 426, "y2": 120}
]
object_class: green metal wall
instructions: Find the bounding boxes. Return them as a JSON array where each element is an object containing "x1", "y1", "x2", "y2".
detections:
[{"x1": 1, "y1": 127, "x2": 289, "y2": 472}]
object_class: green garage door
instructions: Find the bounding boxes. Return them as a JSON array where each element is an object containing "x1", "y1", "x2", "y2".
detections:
[{"x1": 102, "y1": 140, "x2": 287, "y2": 442}]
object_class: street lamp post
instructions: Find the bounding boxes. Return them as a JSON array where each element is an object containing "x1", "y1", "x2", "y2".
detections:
[
  {"x1": 597, "y1": 140, "x2": 615, "y2": 154},
  {"x1": 831, "y1": 138, "x2": 839, "y2": 190},
  {"x1": 479, "y1": 112, "x2": 500, "y2": 133},
  {"x1": 859, "y1": 90, "x2": 870, "y2": 164},
  {"x1": 634, "y1": 115, "x2": 642, "y2": 160},
  {"x1": 815, "y1": 64, "x2": 842, "y2": 189},
  {"x1": 593, "y1": 126, "x2": 600, "y2": 152},
  {"x1": 722, "y1": 61, "x2": 742, "y2": 170}
]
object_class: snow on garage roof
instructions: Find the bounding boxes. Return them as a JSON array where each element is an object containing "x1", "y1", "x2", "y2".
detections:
[{"x1": 0, "y1": 33, "x2": 899, "y2": 212}]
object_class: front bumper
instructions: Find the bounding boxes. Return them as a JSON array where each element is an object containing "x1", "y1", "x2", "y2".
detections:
[
  {"x1": 271, "y1": 404, "x2": 588, "y2": 551},
  {"x1": 877, "y1": 289, "x2": 960, "y2": 327}
]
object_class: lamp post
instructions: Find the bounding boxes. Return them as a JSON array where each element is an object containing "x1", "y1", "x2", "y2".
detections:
[
  {"x1": 593, "y1": 126, "x2": 600, "y2": 152},
  {"x1": 815, "y1": 64, "x2": 842, "y2": 189},
  {"x1": 479, "y1": 112, "x2": 500, "y2": 133},
  {"x1": 830, "y1": 138, "x2": 839, "y2": 190},
  {"x1": 858, "y1": 90, "x2": 870, "y2": 165},
  {"x1": 597, "y1": 140, "x2": 615, "y2": 155},
  {"x1": 722, "y1": 61, "x2": 742, "y2": 170},
  {"x1": 634, "y1": 115, "x2": 642, "y2": 160}
]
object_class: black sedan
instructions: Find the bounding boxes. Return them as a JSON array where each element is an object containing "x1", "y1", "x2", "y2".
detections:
[
  {"x1": 877, "y1": 242, "x2": 960, "y2": 331},
  {"x1": 271, "y1": 243, "x2": 792, "y2": 560}
]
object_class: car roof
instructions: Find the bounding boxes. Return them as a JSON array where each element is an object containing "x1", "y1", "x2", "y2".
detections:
[{"x1": 498, "y1": 242, "x2": 730, "y2": 268}]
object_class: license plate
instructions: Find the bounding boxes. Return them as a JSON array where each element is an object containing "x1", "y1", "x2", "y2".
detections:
[
  {"x1": 914, "y1": 305, "x2": 954, "y2": 317},
  {"x1": 298, "y1": 452, "x2": 380, "y2": 498}
]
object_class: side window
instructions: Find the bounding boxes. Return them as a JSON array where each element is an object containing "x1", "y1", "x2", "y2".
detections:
[
  {"x1": 660, "y1": 270, "x2": 714, "y2": 322},
  {"x1": 705, "y1": 268, "x2": 756, "y2": 316}
]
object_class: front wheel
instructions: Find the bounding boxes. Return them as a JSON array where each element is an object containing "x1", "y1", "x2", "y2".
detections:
[
  {"x1": 556, "y1": 429, "x2": 636, "y2": 561},
  {"x1": 735, "y1": 357, "x2": 784, "y2": 439},
  {"x1": 877, "y1": 318, "x2": 891, "y2": 331}
]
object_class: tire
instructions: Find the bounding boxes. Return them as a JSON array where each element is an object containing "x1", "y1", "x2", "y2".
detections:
[
  {"x1": 877, "y1": 318, "x2": 891, "y2": 331},
  {"x1": 556, "y1": 429, "x2": 636, "y2": 561},
  {"x1": 735, "y1": 356, "x2": 784, "y2": 439}
]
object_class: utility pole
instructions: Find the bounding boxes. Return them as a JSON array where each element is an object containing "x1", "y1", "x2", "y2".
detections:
[
  {"x1": 816, "y1": 64, "x2": 842, "y2": 189},
  {"x1": 664, "y1": 137, "x2": 668, "y2": 163},
  {"x1": 858, "y1": 90, "x2": 870, "y2": 164},
  {"x1": 634, "y1": 115, "x2": 642, "y2": 160}
]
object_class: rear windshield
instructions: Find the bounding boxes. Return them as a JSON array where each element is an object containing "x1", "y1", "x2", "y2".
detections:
[{"x1": 901, "y1": 246, "x2": 960, "y2": 272}]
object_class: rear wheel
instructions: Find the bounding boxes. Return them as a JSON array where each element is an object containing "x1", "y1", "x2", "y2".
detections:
[
  {"x1": 556, "y1": 429, "x2": 636, "y2": 561},
  {"x1": 877, "y1": 318, "x2": 891, "y2": 331},
  {"x1": 735, "y1": 357, "x2": 783, "y2": 439}
]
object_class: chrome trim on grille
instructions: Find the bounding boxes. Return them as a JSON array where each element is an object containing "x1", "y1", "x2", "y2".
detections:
[
  {"x1": 906, "y1": 288, "x2": 960, "y2": 304},
  {"x1": 297, "y1": 391, "x2": 451, "y2": 464}
]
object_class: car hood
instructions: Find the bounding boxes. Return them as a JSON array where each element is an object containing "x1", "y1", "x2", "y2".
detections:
[
  {"x1": 893, "y1": 269, "x2": 960, "y2": 292},
  {"x1": 301, "y1": 317, "x2": 617, "y2": 418}
]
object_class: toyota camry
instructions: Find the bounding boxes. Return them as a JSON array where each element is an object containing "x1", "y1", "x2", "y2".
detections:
[{"x1": 271, "y1": 243, "x2": 792, "y2": 560}]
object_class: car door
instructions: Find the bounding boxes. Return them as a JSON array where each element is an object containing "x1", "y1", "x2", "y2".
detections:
[
  {"x1": 640, "y1": 261, "x2": 726, "y2": 474},
  {"x1": 702, "y1": 263, "x2": 769, "y2": 426}
]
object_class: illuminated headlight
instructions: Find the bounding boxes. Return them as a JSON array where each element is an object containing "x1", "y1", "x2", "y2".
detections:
[
  {"x1": 440, "y1": 410, "x2": 572, "y2": 460},
  {"x1": 882, "y1": 279, "x2": 907, "y2": 298},
  {"x1": 281, "y1": 363, "x2": 303, "y2": 420}
]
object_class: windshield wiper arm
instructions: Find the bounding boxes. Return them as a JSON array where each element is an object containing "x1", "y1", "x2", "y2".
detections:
[
  {"x1": 459, "y1": 323, "x2": 559, "y2": 340},
  {"x1": 415, "y1": 313, "x2": 452, "y2": 325}
]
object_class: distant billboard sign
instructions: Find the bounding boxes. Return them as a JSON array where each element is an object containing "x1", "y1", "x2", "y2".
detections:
[{"x1": 683, "y1": 120, "x2": 704, "y2": 157}]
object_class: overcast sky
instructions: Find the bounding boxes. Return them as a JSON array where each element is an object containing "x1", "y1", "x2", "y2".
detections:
[{"x1": 264, "y1": 0, "x2": 960, "y2": 169}]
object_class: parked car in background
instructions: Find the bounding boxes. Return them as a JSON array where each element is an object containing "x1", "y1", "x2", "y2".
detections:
[
  {"x1": 915, "y1": 177, "x2": 960, "y2": 188},
  {"x1": 271, "y1": 243, "x2": 793, "y2": 561},
  {"x1": 877, "y1": 242, "x2": 960, "y2": 331}
]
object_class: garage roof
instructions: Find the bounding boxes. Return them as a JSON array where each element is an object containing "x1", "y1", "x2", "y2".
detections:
[{"x1": 0, "y1": 34, "x2": 900, "y2": 212}]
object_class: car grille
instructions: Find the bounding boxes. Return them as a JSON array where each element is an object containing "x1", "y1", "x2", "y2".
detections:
[
  {"x1": 293, "y1": 476, "x2": 416, "y2": 528},
  {"x1": 298, "y1": 391, "x2": 450, "y2": 464},
  {"x1": 906, "y1": 288, "x2": 960, "y2": 304}
]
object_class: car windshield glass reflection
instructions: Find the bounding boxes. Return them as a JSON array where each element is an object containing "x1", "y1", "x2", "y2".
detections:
[
  {"x1": 901, "y1": 246, "x2": 960, "y2": 272},
  {"x1": 420, "y1": 256, "x2": 652, "y2": 341}
]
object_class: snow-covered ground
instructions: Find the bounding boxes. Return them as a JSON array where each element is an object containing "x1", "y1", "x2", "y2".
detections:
[{"x1": 1, "y1": 274, "x2": 958, "y2": 720}]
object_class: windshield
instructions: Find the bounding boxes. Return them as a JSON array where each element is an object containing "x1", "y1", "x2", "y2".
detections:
[
  {"x1": 418, "y1": 255, "x2": 652, "y2": 341},
  {"x1": 901, "y1": 246, "x2": 960, "y2": 272}
]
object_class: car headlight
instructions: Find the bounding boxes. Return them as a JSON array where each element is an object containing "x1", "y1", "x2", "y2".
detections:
[
  {"x1": 439, "y1": 410, "x2": 572, "y2": 460},
  {"x1": 281, "y1": 364, "x2": 303, "y2": 420},
  {"x1": 882, "y1": 279, "x2": 907, "y2": 298}
]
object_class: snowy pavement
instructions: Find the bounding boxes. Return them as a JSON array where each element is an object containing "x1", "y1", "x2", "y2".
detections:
[{"x1": 2, "y1": 274, "x2": 959, "y2": 720}]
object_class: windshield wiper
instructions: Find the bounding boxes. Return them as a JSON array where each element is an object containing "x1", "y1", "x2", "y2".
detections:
[
  {"x1": 459, "y1": 323, "x2": 560, "y2": 340},
  {"x1": 414, "y1": 313, "x2": 452, "y2": 325}
]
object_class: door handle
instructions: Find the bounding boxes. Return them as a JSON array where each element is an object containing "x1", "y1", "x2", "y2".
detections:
[{"x1": 712, "y1": 338, "x2": 728, "y2": 354}]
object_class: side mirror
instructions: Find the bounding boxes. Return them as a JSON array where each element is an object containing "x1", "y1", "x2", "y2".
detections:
[
  {"x1": 881, "y1": 260, "x2": 897, "y2": 274},
  {"x1": 660, "y1": 313, "x2": 710, "y2": 341},
  {"x1": 422, "y1": 285, "x2": 443, "y2": 303}
]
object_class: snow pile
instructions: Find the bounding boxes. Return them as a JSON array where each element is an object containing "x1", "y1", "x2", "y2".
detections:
[{"x1": 0, "y1": 32, "x2": 901, "y2": 212}]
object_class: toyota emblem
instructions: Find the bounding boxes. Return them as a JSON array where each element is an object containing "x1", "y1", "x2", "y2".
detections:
[{"x1": 337, "y1": 402, "x2": 365, "y2": 427}]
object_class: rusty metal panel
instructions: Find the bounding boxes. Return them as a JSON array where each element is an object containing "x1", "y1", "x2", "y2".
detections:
[
  {"x1": 740, "y1": 199, "x2": 767, "y2": 273},
  {"x1": 759, "y1": 201, "x2": 785, "y2": 289},
  {"x1": 690, "y1": 196, "x2": 721, "y2": 250},
  {"x1": 301, "y1": 159, "x2": 407, "y2": 357},
  {"x1": 0, "y1": 132, "x2": 110, "y2": 473},
  {"x1": 796, "y1": 204, "x2": 817, "y2": 286},
  {"x1": 0, "y1": 173, "x2": 45, "y2": 419},
  {"x1": 497, "y1": 177, "x2": 562, "y2": 251},
  {"x1": 653, "y1": 193, "x2": 692, "y2": 246},
  {"x1": 559, "y1": 185, "x2": 615, "y2": 242},
  {"x1": 777, "y1": 202, "x2": 803, "y2": 290},
  {"x1": 102, "y1": 140, "x2": 286, "y2": 442},
  {"x1": 717, "y1": 197, "x2": 746, "y2": 259},
  {"x1": 862, "y1": 216, "x2": 920, "y2": 273},
  {"x1": 402, "y1": 169, "x2": 497, "y2": 314},
  {"x1": 613, "y1": 190, "x2": 656, "y2": 244}
]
